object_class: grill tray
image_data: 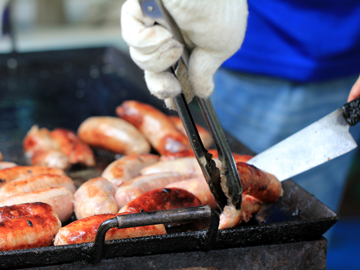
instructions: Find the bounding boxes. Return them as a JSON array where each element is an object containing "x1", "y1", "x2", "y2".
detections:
[{"x1": 0, "y1": 47, "x2": 338, "y2": 269}]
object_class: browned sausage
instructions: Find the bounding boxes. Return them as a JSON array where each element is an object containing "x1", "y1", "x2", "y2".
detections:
[
  {"x1": 74, "y1": 177, "x2": 118, "y2": 220},
  {"x1": 0, "y1": 187, "x2": 74, "y2": 222},
  {"x1": 207, "y1": 150, "x2": 253, "y2": 163},
  {"x1": 54, "y1": 213, "x2": 166, "y2": 246},
  {"x1": 78, "y1": 116, "x2": 151, "y2": 155},
  {"x1": 116, "y1": 101, "x2": 191, "y2": 155},
  {"x1": 0, "y1": 174, "x2": 76, "y2": 198},
  {"x1": 160, "y1": 149, "x2": 253, "y2": 162},
  {"x1": 23, "y1": 125, "x2": 58, "y2": 158},
  {"x1": 0, "y1": 202, "x2": 57, "y2": 222},
  {"x1": 23, "y1": 125, "x2": 95, "y2": 170},
  {"x1": 50, "y1": 128, "x2": 95, "y2": 167},
  {"x1": 119, "y1": 188, "x2": 202, "y2": 214},
  {"x1": 0, "y1": 166, "x2": 65, "y2": 188},
  {"x1": 168, "y1": 116, "x2": 213, "y2": 149},
  {"x1": 23, "y1": 126, "x2": 71, "y2": 170},
  {"x1": 115, "y1": 172, "x2": 186, "y2": 208},
  {"x1": 101, "y1": 154, "x2": 160, "y2": 187},
  {"x1": 219, "y1": 195, "x2": 262, "y2": 229},
  {"x1": 0, "y1": 214, "x2": 61, "y2": 251},
  {"x1": 236, "y1": 162, "x2": 283, "y2": 203},
  {"x1": 218, "y1": 162, "x2": 283, "y2": 229}
]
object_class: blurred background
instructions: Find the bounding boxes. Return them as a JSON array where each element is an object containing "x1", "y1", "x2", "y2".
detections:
[
  {"x1": 0, "y1": 0, "x2": 127, "y2": 53},
  {"x1": 0, "y1": 1, "x2": 360, "y2": 269}
]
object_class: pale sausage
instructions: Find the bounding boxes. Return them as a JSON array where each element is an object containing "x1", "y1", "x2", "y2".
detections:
[
  {"x1": 0, "y1": 174, "x2": 76, "y2": 198},
  {"x1": 102, "y1": 154, "x2": 159, "y2": 188},
  {"x1": 166, "y1": 177, "x2": 217, "y2": 209},
  {"x1": 0, "y1": 186, "x2": 74, "y2": 222},
  {"x1": 74, "y1": 177, "x2": 118, "y2": 220}
]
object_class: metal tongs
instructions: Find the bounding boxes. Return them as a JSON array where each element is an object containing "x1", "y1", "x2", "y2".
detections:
[{"x1": 139, "y1": 0, "x2": 242, "y2": 212}]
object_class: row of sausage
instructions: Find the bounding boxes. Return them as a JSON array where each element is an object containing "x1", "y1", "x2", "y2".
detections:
[
  {"x1": 0, "y1": 100, "x2": 283, "y2": 252},
  {"x1": 0, "y1": 152, "x2": 283, "y2": 251},
  {"x1": 23, "y1": 100, "x2": 214, "y2": 170}
]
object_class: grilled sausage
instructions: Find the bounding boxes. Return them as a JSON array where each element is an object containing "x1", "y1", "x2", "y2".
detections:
[
  {"x1": 74, "y1": 177, "x2": 118, "y2": 220},
  {"x1": 218, "y1": 162, "x2": 283, "y2": 229},
  {"x1": 50, "y1": 128, "x2": 95, "y2": 167},
  {"x1": 23, "y1": 126, "x2": 71, "y2": 170},
  {"x1": 168, "y1": 116, "x2": 213, "y2": 149},
  {"x1": 0, "y1": 174, "x2": 76, "y2": 198},
  {"x1": 119, "y1": 188, "x2": 202, "y2": 213},
  {"x1": 207, "y1": 150, "x2": 253, "y2": 163},
  {"x1": 78, "y1": 116, "x2": 151, "y2": 155},
  {"x1": 115, "y1": 172, "x2": 186, "y2": 208},
  {"x1": 101, "y1": 154, "x2": 159, "y2": 188},
  {"x1": 54, "y1": 213, "x2": 166, "y2": 246},
  {"x1": 166, "y1": 177, "x2": 217, "y2": 209},
  {"x1": 29, "y1": 150, "x2": 70, "y2": 171},
  {"x1": 0, "y1": 162, "x2": 17, "y2": 170},
  {"x1": 23, "y1": 125, "x2": 95, "y2": 170},
  {"x1": 23, "y1": 125, "x2": 58, "y2": 159},
  {"x1": 0, "y1": 186, "x2": 74, "y2": 222},
  {"x1": 219, "y1": 195, "x2": 262, "y2": 229},
  {"x1": 116, "y1": 101, "x2": 191, "y2": 155},
  {"x1": 140, "y1": 157, "x2": 221, "y2": 179},
  {"x1": 0, "y1": 166, "x2": 65, "y2": 188},
  {"x1": 56, "y1": 188, "x2": 201, "y2": 246},
  {"x1": 160, "y1": 149, "x2": 253, "y2": 162},
  {"x1": 0, "y1": 202, "x2": 57, "y2": 222},
  {"x1": 236, "y1": 162, "x2": 283, "y2": 203},
  {"x1": 0, "y1": 214, "x2": 61, "y2": 251}
]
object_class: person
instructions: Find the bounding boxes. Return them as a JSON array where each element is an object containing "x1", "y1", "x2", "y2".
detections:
[{"x1": 120, "y1": 0, "x2": 360, "y2": 240}]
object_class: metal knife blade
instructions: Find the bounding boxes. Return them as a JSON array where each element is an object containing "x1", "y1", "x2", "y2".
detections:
[{"x1": 247, "y1": 101, "x2": 360, "y2": 181}]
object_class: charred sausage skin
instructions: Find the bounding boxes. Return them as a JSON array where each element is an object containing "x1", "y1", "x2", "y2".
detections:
[
  {"x1": 0, "y1": 214, "x2": 61, "y2": 251},
  {"x1": 0, "y1": 202, "x2": 56, "y2": 222},
  {"x1": 119, "y1": 188, "x2": 202, "y2": 213}
]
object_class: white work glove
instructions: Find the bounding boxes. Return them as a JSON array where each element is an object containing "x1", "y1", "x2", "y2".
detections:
[{"x1": 121, "y1": 0, "x2": 248, "y2": 109}]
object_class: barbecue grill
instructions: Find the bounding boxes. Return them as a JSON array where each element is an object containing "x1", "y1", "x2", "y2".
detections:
[{"x1": 0, "y1": 47, "x2": 338, "y2": 269}]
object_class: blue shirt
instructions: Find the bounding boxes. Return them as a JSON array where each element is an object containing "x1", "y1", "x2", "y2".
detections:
[{"x1": 222, "y1": 0, "x2": 360, "y2": 82}]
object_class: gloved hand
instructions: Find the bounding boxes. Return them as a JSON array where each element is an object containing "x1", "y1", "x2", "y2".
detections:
[{"x1": 121, "y1": 0, "x2": 248, "y2": 109}]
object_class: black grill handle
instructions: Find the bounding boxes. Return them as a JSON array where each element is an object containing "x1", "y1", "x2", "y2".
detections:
[
  {"x1": 93, "y1": 205, "x2": 219, "y2": 264},
  {"x1": 342, "y1": 97, "x2": 360, "y2": 126}
]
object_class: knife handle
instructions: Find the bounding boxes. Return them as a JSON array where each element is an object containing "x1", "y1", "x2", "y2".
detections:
[{"x1": 342, "y1": 97, "x2": 360, "y2": 126}]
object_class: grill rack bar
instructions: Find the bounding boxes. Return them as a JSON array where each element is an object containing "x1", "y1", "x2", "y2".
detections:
[{"x1": 93, "y1": 205, "x2": 219, "y2": 264}]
